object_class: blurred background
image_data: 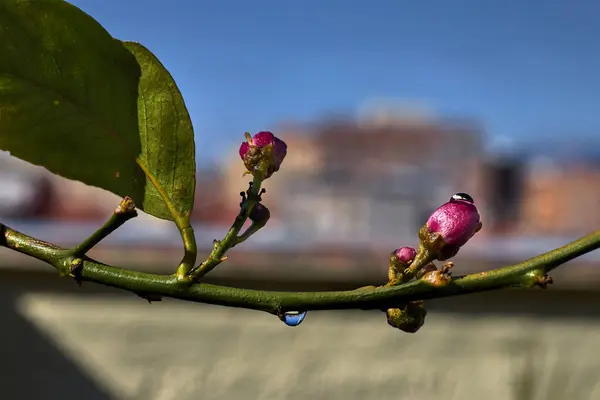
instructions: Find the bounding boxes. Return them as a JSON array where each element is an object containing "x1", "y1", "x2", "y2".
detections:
[{"x1": 2, "y1": 0, "x2": 600, "y2": 399}]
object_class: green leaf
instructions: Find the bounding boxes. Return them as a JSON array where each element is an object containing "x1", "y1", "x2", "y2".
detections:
[
  {"x1": 0, "y1": 0, "x2": 196, "y2": 223},
  {"x1": 122, "y1": 41, "x2": 196, "y2": 222}
]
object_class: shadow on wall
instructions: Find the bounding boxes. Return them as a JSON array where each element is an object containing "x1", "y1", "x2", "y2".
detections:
[{"x1": 0, "y1": 290, "x2": 111, "y2": 400}]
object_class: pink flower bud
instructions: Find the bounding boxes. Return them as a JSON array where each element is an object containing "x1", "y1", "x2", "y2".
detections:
[
  {"x1": 239, "y1": 131, "x2": 287, "y2": 178},
  {"x1": 238, "y1": 142, "x2": 250, "y2": 159},
  {"x1": 388, "y1": 246, "x2": 417, "y2": 284},
  {"x1": 422, "y1": 192, "x2": 482, "y2": 260},
  {"x1": 392, "y1": 246, "x2": 417, "y2": 266}
]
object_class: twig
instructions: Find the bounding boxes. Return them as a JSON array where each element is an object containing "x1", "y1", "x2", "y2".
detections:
[
  {"x1": 68, "y1": 196, "x2": 137, "y2": 257},
  {"x1": 233, "y1": 218, "x2": 268, "y2": 247},
  {"x1": 2, "y1": 222, "x2": 599, "y2": 315},
  {"x1": 188, "y1": 174, "x2": 264, "y2": 280}
]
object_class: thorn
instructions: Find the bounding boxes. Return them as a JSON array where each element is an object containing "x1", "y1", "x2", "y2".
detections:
[
  {"x1": 69, "y1": 258, "x2": 84, "y2": 286},
  {"x1": 220, "y1": 256, "x2": 228, "y2": 262},
  {"x1": 535, "y1": 274, "x2": 554, "y2": 289},
  {"x1": 135, "y1": 292, "x2": 163, "y2": 303}
]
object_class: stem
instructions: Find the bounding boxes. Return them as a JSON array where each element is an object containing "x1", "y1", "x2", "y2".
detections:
[
  {"x1": 2, "y1": 223, "x2": 599, "y2": 314},
  {"x1": 68, "y1": 197, "x2": 137, "y2": 257},
  {"x1": 233, "y1": 218, "x2": 269, "y2": 247},
  {"x1": 135, "y1": 159, "x2": 198, "y2": 279},
  {"x1": 175, "y1": 225, "x2": 198, "y2": 279},
  {"x1": 189, "y1": 174, "x2": 263, "y2": 279}
]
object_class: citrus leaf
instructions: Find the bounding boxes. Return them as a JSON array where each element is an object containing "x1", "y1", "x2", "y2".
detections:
[
  {"x1": 0, "y1": 0, "x2": 195, "y2": 223},
  {"x1": 122, "y1": 41, "x2": 196, "y2": 222}
]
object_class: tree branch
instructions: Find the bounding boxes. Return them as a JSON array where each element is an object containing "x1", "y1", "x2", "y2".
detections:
[
  {"x1": 2, "y1": 222, "x2": 599, "y2": 315},
  {"x1": 188, "y1": 174, "x2": 264, "y2": 280},
  {"x1": 67, "y1": 196, "x2": 137, "y2": 257}
]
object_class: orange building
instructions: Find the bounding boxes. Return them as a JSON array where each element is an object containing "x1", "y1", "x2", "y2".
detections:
[{"x1": 518, "y1": 159, "x2": 600, "y2": 236}]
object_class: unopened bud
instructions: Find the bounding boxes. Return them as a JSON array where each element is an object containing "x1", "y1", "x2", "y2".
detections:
[
  {"x1": 388, "y1": 246, "x2": 417, "y2": 283},
  {"x1": 386, "y1": 301, "x2": 427, "y2": 333},
  {"x1": 239, "y1": 131, "x2": 287, "y2": 179},
  {"x1": 419, "y1": 192, "x2": 482, "y2": 261},
  {"x1": 249, "y1": 203, "x2": 270, "y2": 224}
]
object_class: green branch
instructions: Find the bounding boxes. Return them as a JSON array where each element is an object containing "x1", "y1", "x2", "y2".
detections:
[
  {"x1": 2, "y1": 222, "x2": 599, "y2": 315},
  {"x1": 233, "y1": 215, "x2": 269, "y2": 247},
  {"x1": 67, "y1": 196, "x2": 138, "y2": 257},
  {"x1": 188, "y1": 174, "x2": 265, "y2": 280}
]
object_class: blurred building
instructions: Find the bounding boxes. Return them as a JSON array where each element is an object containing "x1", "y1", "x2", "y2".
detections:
[
  {"x1": 518, "y1": 157, "x2": 600, "y2": 236},
  {"x1": 0, "y1": 151, "x2": 56, "y2": 219},
  {"x1": 0, "y1": 150, "x2": 232, "y2": 224},
  {"x1": 189, "y1": 166, "x2": 234, "y2": 225},
  {"x1": 4, "y1": 113, "x2": 600, "y2": 243},
  {"x1": 478, "y1": 153, "x2": 526, "y2": 235},
  {"x1": 223, "y1": 108, "x2": 488, "y2": 247}
]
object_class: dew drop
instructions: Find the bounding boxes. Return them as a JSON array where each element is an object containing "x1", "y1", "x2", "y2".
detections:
[{"x1": 280, "y1": 310, "x2": 307, "y2": 327}]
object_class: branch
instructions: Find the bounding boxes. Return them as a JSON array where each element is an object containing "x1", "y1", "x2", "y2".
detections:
[
  {"x1": 2, "y1": 222, "x2": 599, "y2": 315},
  {"x1": 67, "y1": 196, "x2": 137, "y2": 257},
  {"x1": 188, "y1": 174, "x2": 265, "y2": 280},
  {"x1": 233, "y1": 216, "x2": 268, "y2": 247}
]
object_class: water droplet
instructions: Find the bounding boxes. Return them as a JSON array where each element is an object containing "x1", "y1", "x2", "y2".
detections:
[{"x1": 280, "y1": 310, "x2": 307, "y2": 327}]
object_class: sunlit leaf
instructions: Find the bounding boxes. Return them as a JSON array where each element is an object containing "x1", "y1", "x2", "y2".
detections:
[{"x1": 0, "y1": 0, "x2": 196, "y2": 222}]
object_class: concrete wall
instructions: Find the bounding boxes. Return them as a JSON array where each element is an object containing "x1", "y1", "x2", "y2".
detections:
[{"x1": 2, "y1": 270, "x2": 600, "y2": 400}]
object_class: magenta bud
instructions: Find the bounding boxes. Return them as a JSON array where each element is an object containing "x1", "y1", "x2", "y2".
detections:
[
  {"x1": 421, "y1": 192, "x2": 482, "y2": 261},
  {"x1": 249, "y1": 203, "x2": 270, "y2": 224},
  {"x1": 388, "y1": 246, "x2": 417, "y2": 283},
  {"x1": 239, "y1": 131, "x2": 287, "y2": 179},
  {"x1": 392, "y1": 246, "x2": 417, "y2": 266},
  {"x1": 238, "y1": 142, "x2": 250, "y2": 159}
]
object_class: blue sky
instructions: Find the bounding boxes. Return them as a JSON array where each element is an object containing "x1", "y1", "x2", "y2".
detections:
[{"x1": 71, "y1": 0, "x2": 600, "y2": 164}]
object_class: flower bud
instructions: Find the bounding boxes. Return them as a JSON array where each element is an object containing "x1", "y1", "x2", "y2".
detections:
[
  {"x1": 239, "y1": 131, "x2": 287, "y2": 179},
  {"x1": 393, "y1": 246, "x2": 417, "y2": 265},
  {"x1": 386, "y1": 301, "x2": 427, "y2": 333},
  {"x1": 388, "y1": 246, "x2": 417, "y2": 283},
  {"x1": 249, "y1": 203, "x2": 270, "y2": 224},
  {"x1": 419, "y1": 192, "x2": 482, "y2": 261}
]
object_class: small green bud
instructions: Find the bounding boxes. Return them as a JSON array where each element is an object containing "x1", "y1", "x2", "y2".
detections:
[{"x1": 386, "y1": 301, "x2": 427, "y2": 333}]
